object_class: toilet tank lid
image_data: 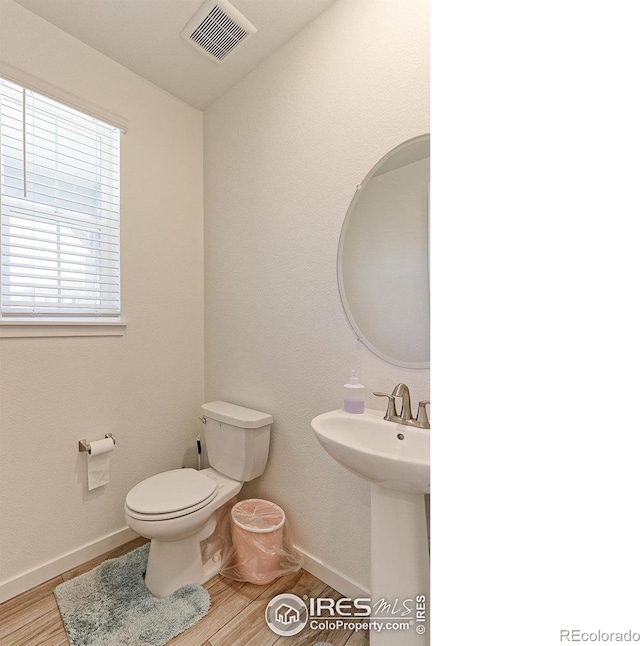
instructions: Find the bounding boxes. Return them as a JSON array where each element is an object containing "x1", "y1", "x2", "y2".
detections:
[{"x1": 201, "y1": 401, "x2": 273, "y2": 428}]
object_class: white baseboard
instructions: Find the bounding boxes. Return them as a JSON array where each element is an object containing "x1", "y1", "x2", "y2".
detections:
[
  {"x1": 0, "y1": 532, "x2": 367, "y2": 604},
  {"x1": 0, "y1": 526, "x2": 137, "y2": 603},
  {"x1": 296, "y1": 544, "x2": 369, "y2": 599}
]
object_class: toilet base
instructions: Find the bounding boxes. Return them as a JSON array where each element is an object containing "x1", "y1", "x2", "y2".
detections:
[{"x1": 144, "y1": 515, "x2": 220, "y2": 598}]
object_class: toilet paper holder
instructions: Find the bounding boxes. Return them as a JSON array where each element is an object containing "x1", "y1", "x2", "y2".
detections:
[{"x1": 78, "y1": 433, "x2": 116, "y2": 455}]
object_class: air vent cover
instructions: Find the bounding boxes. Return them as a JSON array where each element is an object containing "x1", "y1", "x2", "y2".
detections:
[{"x1": 180, "y1": 0, "x2": 257, "y2": 64}]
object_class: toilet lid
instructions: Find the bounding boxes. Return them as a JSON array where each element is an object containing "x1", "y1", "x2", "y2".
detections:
[{"x1": 126, "y1": 468, "x2": 217, "y2": 515}]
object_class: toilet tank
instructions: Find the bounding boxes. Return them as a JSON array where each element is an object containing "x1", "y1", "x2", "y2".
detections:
[{"x1": 201, "y1": 401, "x2": 272, "y2": 482}]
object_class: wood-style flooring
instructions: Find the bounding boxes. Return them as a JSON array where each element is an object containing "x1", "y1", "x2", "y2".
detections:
[{"x1": 0, "y1": 537, "x2": 369, "y2": 646}]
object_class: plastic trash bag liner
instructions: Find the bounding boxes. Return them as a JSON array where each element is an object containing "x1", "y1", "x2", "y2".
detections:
[{"x1": 205, "y1": 498, "x2": 303, "y2": 585}]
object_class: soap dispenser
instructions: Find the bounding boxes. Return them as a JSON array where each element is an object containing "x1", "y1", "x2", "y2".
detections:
[{"x1": 343, "y1": 371, "x2": 365, "y2": 414}]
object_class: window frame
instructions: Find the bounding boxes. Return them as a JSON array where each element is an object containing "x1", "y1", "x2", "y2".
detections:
[{"x1": 0, "y1": 68, "x2": 127, "y2": 338}]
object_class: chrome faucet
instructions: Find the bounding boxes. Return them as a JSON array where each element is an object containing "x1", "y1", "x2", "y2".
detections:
[
  {"x1": 392, "y1": 383, "x2": 413, "y2": 423},
  {"x1": 373, "y1": 383, "x2": 430, "y2": 429}
]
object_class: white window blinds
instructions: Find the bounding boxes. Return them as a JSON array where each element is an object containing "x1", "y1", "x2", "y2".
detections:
[{"x1": 0, "y1": 78, "x2": 121, "y2": 320}]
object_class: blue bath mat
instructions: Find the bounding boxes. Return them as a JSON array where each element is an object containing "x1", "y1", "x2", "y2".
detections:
[{"x1": 54, "y1": 544, "x2": 210, "y2": 646}]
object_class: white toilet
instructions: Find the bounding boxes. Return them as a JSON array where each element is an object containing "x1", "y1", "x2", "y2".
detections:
[{"x1": 124, "y1": 401, "x2": 272, "y2": 597}]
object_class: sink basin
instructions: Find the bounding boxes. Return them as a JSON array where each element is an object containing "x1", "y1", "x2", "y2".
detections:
[
  {"x1": 311, "y1": 409, "x2": 429, "y2": 493},
  {"x1": 313, "y1": 408, "x2": 431, "y2": 644}
]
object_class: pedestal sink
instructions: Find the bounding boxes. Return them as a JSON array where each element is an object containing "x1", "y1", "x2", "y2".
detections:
[{"x1": 311, "y1": 409, "x2": 430, "y2": 646}]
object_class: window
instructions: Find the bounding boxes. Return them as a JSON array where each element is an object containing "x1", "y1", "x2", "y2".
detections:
[{"x1": 0, "y1": 78, "x2": 121, "y2": 325}]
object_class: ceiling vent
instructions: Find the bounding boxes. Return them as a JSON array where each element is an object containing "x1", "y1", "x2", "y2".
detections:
[{"x1": 180, "y1": 0, "x2": 257, "y2": 64}]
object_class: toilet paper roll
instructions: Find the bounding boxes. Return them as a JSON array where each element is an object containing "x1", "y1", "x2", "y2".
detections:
[{"x1": 87, "y1": 437, "x2": 114, "y2": 490}]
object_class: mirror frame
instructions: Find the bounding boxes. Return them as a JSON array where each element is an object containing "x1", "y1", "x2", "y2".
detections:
[{"x1": 337, "y1": 134, "x2": 430, "y2": 369}]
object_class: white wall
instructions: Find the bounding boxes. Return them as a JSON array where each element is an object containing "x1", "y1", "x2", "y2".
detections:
[
  {"x1": 0, "y1": 0, "x2": 204, "y2": 590},
  {"x1": 203, "y1": 0, "x2": 429, "y2": 591}
]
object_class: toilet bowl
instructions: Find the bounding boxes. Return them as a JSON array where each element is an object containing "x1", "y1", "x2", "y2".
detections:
[
  {"x1": 125, "y1": 467, "x2": 241, "y2": 597},
  {"x1": 124, "y1": 401, "x2": 272, "y2": 598}
]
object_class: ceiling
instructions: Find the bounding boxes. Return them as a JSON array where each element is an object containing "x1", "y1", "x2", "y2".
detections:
[{"x1": 13, "y1": 0, "x2": 339, "y2": 111}]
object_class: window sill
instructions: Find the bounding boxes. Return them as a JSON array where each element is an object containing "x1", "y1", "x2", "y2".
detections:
[{"x1": 0, "y1": 321, "x2": 127, "y2": 338}]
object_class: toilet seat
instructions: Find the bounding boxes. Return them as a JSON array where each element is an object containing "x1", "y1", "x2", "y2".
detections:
[{"x1": 125, "y1": 468, "x2": 218, "y2": 521}]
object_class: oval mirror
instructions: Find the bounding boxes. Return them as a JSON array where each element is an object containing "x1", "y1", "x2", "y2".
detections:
[{"x1": 338, "y1": 134, "x2": 429, "y2": 369}]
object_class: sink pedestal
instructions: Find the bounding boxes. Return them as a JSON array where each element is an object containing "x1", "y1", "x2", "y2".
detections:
[
  {"x1": 370, "y1": 485, "x2": 429, "y2": 646},
  {"x1": 310, "y1": 410, "x2": 430, "y2": 645}
]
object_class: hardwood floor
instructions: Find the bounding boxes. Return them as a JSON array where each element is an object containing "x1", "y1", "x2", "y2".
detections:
[{"x1": 0, "y1": 538, "x2": 369, "y2": 646}]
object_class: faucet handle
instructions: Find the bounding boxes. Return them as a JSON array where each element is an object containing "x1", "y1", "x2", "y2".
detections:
[
  {"x1": 417, "y1": 400, "x2": 430, "y2": 429},
  {"x1": 373, "y1": 392, "x2": 398, "y2": 421}
]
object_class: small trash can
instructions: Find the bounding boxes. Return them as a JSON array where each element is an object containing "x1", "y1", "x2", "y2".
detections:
[{"x1": 231, "y1": 499, "x2": 286, "y2": 585}]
